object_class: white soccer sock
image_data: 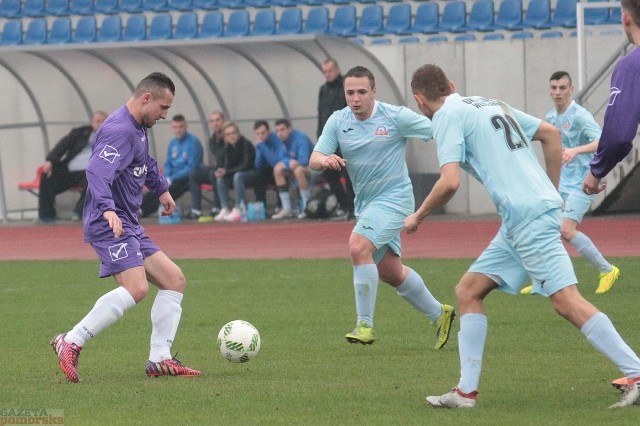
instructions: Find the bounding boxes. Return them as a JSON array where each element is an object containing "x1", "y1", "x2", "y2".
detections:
[
  {"x1": 581, "y1": 312, "x2": 640, "y2": 378},
  {"x1": 570, "y1": 232, "x2": 612, "y2": 273},
  {"x1": 396, "y1": 268, "x2": 442, "y2": 322},
  {"x1": 66, "y1": 286, "x2": 136, "y2": 347},
  {"x1": 149, "y1": 290, "x2": 184, "y2": 362},
  {"x1": 457, "y1": 313, "x2": 488, "y2": 394},
  {"x1": 300, "y1": 188, "x2": 311, "y2": 210},
  {"x1": 353, "y1": 264, "x2": 379, "y2": 327},
  {"x1": 278, "y1": 190, "x2": 292, "y2": 212}
]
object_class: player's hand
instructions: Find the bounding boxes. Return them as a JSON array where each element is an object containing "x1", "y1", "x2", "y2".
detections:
[
  {"x1": 404, "y1": 213, "x2": 421, "y2": 234},
  {"x1": 322, "y1": 154, "x2": 346, "y2": 171},
  {"x1": 561, "y1": 148, "x2": 577, "y2": 164},
  {"x1": 42, "y1": 161, "x2": 53, "y2": 177},
  {"x1": 103, "y1": 210, "x2": 124, "y2": 238},
  {"x1": 583, "y1": 172, "x2": 606, "y2": 195},
  {"x1": 158, "y1": 191, "x2": 176, "y2": 216}
]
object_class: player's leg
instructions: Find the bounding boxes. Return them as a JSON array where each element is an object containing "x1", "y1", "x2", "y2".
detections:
[
  {"x1": 562, "y1": 193, "x2": 619, "y2": 293},
  {"x1": 143, "y1": 247, "x2": 201, "y2": 377},
  {"x1": 345, "y1": 232, "x2": 378, "y2": 344},
  {"x1": 272, "y1": 162, "x2": 293, "y2": 219},
  {"x1": 187, "y1": 166, "x2": 205, "y2": 217},
  {"x1": 293, "y1": 165, "x2": 312, "y2": 215}
]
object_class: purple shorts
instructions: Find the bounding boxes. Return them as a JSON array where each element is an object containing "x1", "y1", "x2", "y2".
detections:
[{"x1": 90, "y1": 233, "x2": 160, "y2": 278}]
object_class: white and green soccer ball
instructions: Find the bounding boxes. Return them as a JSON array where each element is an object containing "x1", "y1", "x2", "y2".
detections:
[{"x1": 217, "y1": 320, "x2": 261, "y2": 363}]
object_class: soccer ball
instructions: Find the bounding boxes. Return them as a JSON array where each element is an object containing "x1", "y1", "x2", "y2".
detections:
[{"x1": 217, "y1": 320, "x2": 261, "y2": 363}]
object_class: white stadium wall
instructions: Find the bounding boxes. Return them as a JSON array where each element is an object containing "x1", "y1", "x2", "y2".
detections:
[{"x1": 0, "y1": 30, "x2": 626, "y2": 219}]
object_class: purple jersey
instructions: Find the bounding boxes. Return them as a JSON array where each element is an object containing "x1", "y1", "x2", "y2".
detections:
[
  {"x1": 83, "y1": 105, "x2": 169, "y2": 242},
  {"x1": 589, "y1": 47, "x2": 640, "y2": 178}
]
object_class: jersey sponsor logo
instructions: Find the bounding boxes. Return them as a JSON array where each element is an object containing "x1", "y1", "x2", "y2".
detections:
[
  {"x1": 342, "y1": 128, "x2": 354, "y2": 133},
  {"x1": 362, "y1": 225, "x2": 374, "y2": 230},
  {"x1": 99, "y1": 145, "x2": 121, "y2": 163},
  {"x1": 133, "y1": 164, "x2": 147, "y2": 177},
  {"x1": 374, "y1": 126, "x2": 388, "y2": 136},
  {"x1": 609, "y1": 87, "x2": 621, "y2": 106},
  {"x1": 108, "y1": 242, "x2": 129, "y2": 261}
]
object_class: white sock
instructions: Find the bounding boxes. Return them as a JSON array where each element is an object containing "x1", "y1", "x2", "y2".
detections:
[
  {"x1": 570, "y1": 232, "x2": 612, "y2": 273},
  {"x1": 353, "y1": 264, "x2": 379, "y2": 327},
  {"x1": 66, "y1": 286, "x2": 136, "y2": 347},
  {"x1": 149, "y1": 290, "x2": 184, "y2": 362},
  {"x1": 278, "y1": 190, "x2": 292, "y2": 212},
  {"x1": 581, "y1": 312, "x2": 640, "y2": 378},
  {"x1": 300, "y1": 188, "x2": 311, "y2": 210},
  {"x1": 457, "y1": 313, "x2": 488, "y2": 394},
  {"x1": 396, "y1": 268, "x2": 442, "y2": 322}
]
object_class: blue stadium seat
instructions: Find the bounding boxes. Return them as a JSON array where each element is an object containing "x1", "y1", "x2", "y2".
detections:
[
  {"x1": 427, "y1": 35, "x2": 448, "y2": 43},
  {"x1": 0, "y1": 0, "x2": 21, "y2": 19},
  {"x1": 147, "y1": 14, "x2": 172, "y2": 39},
  {"x1": 245, "y1": 0, "x2": 269, "y2": 7},
  {"x1": 606, "y1": 4, "x2": 621, "y2": 24},
  {"x1": 69, "y1": 0, "x2": 95, "y2": 14},
  {"x1": 303, "y1": 7, "x2": 329, "y2": 34},
  {"x1": 454, "y1": 33, "x2": 476, "y2": 42},
  {"x1": 438, "y1": 1, "x2": 467, "y2": 33},
  {"x1": 48, "y1": 17, "x2": 72, "y2": 43},
  {"x1": 354, "y1": 4, "x2": 384, "y2": 36},
  {"x1": 46, "y1": 0, "x2": 71, "y2": 15},
  {"x1": 120, "y1": 0, "x2": 144, "y2": 13},
  {"x1": 174, "y1": 12, "x2": 198, "y2": 38},
  {"x1": 493, "y1": 0, "x2": 523, "y2": 30},
  {"x1": 383, "y1": 3, "x2": 412, "y2": 35},
  {"x1": 97, "y1": 15, "x2": 122, "y2": 41},
  {"x1": 517, "y1": 0, "x2": 551, "y2": 29},
  {"x1": 483, "y1": 32, "x2": 506, "y2": 40},
  {"x1": 1, "y1": 20, "x2": 22, "y2": 45},
  {"x1": 24, "y1": 18, "x2": 47, "y2": 44},
  {"x1": 511, "y1": 30, "x2": 534, "y2": 39},
  {"x1": 398, "y1": 36, "x2": 420, "y2": 43},
  {"x1": 193, "y1": 0, "x2": 218, "y2": 9},
  {"x1": 168, "y1": 0, "x2": 193, "y2": 9},
  {"x1": 199, "y1": 11, "x2": 224, "y2": 37},
  {"x1": 329, "y1": 5, "x2": 356, "y2": 36},
  {"x1": 541, "y1": 30, "x2": 563, "y2": 38},
  {"x1": 73, "y1": 16, "x2": 97, "y2": 43},
  {"x1": 584, "y1": 0, "x2": 609, "y2": 25},
  {"x1": 276, "y1": 8, "x2": 302, "y2": 34},
  {"x1": 370, "y1": 37, "x2": 391, "y2": 45},
  {"x1": 550, "y1": 0, "x2": 577, "y2": 28},
  {"x1": 95, "y1": 0, "x2": 120, "y2": 14},
  {"x1": 224, "y1": 10, "x2": 250, "y2": 37},
  {"x1": 466, "y1": 0, "x2": 495, "y2": 32},
  {"x1": 410, "y1": 3, "x2": 440, "y2": 34},
  {"x1": 251, "y1": 9, "x2": 276, "y2": 36},
  {"x1": 145, "y1": 0, "x2": 169, "y2": 11},
  {"x1": 122, "y1": 14, "x2": 147, "y2": 41},
  {"x1": 351, "y1": 37, "x2": 365, "y2": 45},
  {"x1": 219, "y1": 0, "x2": 244, "y2": 8},
  {"x1": 22, "y1": 0, "x2": 46, "y2": 17}
]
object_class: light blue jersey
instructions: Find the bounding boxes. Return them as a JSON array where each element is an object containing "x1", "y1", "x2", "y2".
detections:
[
  {"x1": 546, "y1": 100, "x2": 601, "y2": 195},
  {"x1": 315, "y1": 101, "x2": 432, "y2": 216},
  {"x1": 434, "y1": 94, "x2": 563, "y2": 234}
]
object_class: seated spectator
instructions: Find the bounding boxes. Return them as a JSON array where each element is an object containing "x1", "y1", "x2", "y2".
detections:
[
  {"x1": 140, "y1": 114, "x2": 203, "y2": 217},
  {"x1": 188, "y1": 110, "x2": 226, "y2": 221},
  {"x1": 213, "y1": 121, "x2": 256, "y2": 222},
  {"x1": 38, "y1": 111, "x2": 108, "y2": 223},
  {"x1": 253, "y1": 120, "x2": 288, "y2": 214},
  {"x1": 273, "y1": 118, "x2": 315, "y2": 219}
]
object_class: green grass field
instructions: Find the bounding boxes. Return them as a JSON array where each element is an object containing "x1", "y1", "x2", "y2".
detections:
[{"x1": 1, "y1": 257, "x2": 639, "y2": 425}]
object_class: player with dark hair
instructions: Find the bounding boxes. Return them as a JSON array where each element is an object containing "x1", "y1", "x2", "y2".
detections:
[
  {"x1": 310, "y1": 65, "x2": 455, "y2": 349},
  {"x1": 50, "y1": 72, "x2": 202, "y2": 382},
  {"x1": 408, "y1": 63, "x2": 640, "y2": 408}
]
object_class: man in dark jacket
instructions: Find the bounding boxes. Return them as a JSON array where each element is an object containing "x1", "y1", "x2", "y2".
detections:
[
  {"x1": 38, "y1": 111, "x2": 107, "y2": 223},
  {"x1": 317, "y1": 59, "x2": 355, "y2": 220}
]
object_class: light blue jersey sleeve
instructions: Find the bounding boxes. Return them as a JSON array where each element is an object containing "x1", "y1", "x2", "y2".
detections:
[{"x1": 314, "y1": 112, "x2": 340, "y2": 156}]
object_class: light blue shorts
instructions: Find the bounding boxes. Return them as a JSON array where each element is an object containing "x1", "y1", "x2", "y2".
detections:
[
  {"x1": 560, "y1": 190, "x2": 594, "y2": 223},
  {"x1": 468, "y1": 209, "x2": 577, "y2": 296},
  {"x1": 353, "y1": 202, "x2": 404, "y2": 264}
]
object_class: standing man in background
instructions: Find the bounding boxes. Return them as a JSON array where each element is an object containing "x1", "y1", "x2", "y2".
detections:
[
  {"x1": 140, "y1": 114, "x2": 203, "y2": 217},
  {"x1": 521, "y1": 71, "x2": 619, "y2": 295},
  {"x1": 317, "y1": 58, "x2": 355, "y2": 220},
  {"x1": 51, "y1": 72, "x2": 201, "y2": 382},
  {"x1": 38, "y1": 111, "x2": 107, "y2": 223}
]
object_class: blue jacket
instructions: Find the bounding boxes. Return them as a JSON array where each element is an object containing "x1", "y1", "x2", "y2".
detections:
[
  {"x1": 255, "y1": 132, "x2": 288, "y2": 170},
  {"x1": 164, "y1": 131, "x2": 203, "y2": 181},
  {"x1": 283, "y1": 129, "x2": 314, "y2": 167}
]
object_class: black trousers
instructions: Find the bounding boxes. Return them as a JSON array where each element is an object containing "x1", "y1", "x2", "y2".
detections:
[
  {"x1": 323, "y1": 168, "x2": 354, "y2": 214},
  {"x1": 38, "y1": 163, "x2": 87, "y2": 219},
  {"x1": 140, "y1": 176, "x2": 191, "y2": 217}
]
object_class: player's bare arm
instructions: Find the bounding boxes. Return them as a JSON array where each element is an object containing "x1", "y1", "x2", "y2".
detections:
[
  {"x1": 534, "y1": 122, "x2": 562, "y2": 189},
  {"x1": 405, "y1": 162, "x2": 460, "y2": 234},
  {"x1": 103, "y1": 210, "x2": 123, "y2": 238},
  {"x1": 562, "y1": 140, "x2": 599, "y2": 164},
  {"x1": 158, "y1": 191, "x2": 175, "y2": 216},
  {"x1": 309, "y1": 151, "x2": 346, "y2": 171}
]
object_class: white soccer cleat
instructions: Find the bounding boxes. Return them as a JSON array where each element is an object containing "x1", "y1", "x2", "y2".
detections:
[
  {"x1": 609, "y1": 379, "x2": 640, "y2": 408},
  {"x1": 426, "y1": 387, "x2": 477, "y2": 408}
]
